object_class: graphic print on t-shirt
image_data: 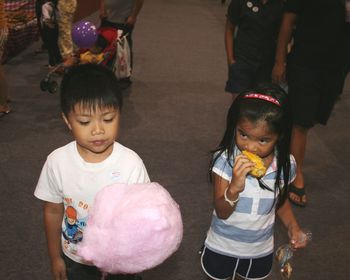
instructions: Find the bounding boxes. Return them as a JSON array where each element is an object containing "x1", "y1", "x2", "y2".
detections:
[{"x1": 62, "y1": 199, "x2": 88, "y2": 255}]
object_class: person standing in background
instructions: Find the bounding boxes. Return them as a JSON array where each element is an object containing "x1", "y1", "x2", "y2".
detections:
[
  {"x1": 272, "y1": 0, "x2": 350, "y2": 207},
  {"x1": 57, "y1": 0, "x2": 77, "y2": 67},
  {"x1": 99, "y1": 0, "x2": 144, "y2": 86},
  {"x1": 0, "y1": 0, "x2": 10, "y2": 116},
  {"x1": 41, "y1": 0, "x2": 62, "y2": 67},
  {"x1": 224, "y1": 0, "x2": 284, "y2": 100}
]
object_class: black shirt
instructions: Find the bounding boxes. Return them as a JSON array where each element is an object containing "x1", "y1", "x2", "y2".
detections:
[
  {"x1": 227, "y1": 0, "x2": 284, "y2": 63},
  {"x1": 285, "y1": 0, "x2": 348, "y2": 66}
]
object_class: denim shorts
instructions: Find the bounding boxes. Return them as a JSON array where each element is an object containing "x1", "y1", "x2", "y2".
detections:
[
  {"x1": 201, "y1": 246, "x2": 273, "y2": 280},
  {"x1": 225, "y1": 58, "x2": 274, "y2": 94}
]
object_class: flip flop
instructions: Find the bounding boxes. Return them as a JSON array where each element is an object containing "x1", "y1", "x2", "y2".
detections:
[
  {"x1": 0, "y1": 111, "x2": 10, "y2": 118},
  {"x1": 0, "y1": 105, "x2": 11, "y2": 118},
  {"x1": 288, "y1": 184, "x2": 307, "y2": 207}
]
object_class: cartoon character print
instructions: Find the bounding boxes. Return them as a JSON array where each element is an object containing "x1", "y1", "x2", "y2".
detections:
[{"x1": 62, "y1": 205, "x2": 85, "y2": 244}]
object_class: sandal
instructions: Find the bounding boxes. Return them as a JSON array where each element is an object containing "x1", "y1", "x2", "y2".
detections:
[
  {"x1": 0, "y1": 104, "x2": 11, "y2": 117},
  {"x1": 288, "y1": 184, "x2": 307, "y2": 207}
]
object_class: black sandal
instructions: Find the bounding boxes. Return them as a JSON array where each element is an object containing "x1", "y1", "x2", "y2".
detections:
[{"x1": 288, "y1": 184, "x2": 307, "y2": 207}]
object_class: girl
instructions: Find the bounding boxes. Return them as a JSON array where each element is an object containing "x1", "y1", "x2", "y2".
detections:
[{"x1": 201, "y1": 84, "x2": 308, "y2": 280}]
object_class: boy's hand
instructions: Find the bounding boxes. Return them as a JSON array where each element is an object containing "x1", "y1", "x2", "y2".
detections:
[
  {"x1": 229, "y1": 154, "x2": 254, "y2": 193},
  {"x1": 51, "y1": 257, "x2": 67, "y2": 280}
]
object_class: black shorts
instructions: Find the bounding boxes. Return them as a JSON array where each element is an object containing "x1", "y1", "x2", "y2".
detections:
[
  {"x1": 225, "y1": 57, "x2": 274, "y2": 94},
  {"x1": 63, "y1": 254, "x2": 141, "y2": 280},
  {"x1": 286, "y1": 62, "x2": 346, "y2": 128},
  {"x1": 201, "y1": 247, "x2": 273, "y2": 280}
]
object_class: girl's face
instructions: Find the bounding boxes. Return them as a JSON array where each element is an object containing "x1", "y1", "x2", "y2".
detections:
[
  {"x1": 63, "y1": 103, "x2": 120, "y2": 163},
  {"x1": 235, "y1": 118, "x2": 279, "y2": 160}
]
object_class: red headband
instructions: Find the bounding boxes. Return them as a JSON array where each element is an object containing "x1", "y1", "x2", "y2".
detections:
[{"x1": 243, "y1": 93, "x2": 281, "y2": 106}]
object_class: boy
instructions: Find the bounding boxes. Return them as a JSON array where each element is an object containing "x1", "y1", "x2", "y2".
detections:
[{"x1": 34, "y1": 64, "x2": 149, "y2": 280}]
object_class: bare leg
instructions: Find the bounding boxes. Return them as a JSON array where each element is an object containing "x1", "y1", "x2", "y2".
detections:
[{"x1": 289, "y1": 125, "x2": 308, "y2": 204}]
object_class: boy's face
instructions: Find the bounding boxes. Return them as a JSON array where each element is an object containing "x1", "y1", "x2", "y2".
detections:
[{"x1": 63, "y1": 103, "x2": 120, "y2": 163}]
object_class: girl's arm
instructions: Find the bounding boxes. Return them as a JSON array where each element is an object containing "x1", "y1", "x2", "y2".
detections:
[
  {"x1": 44, "y1": 202, "x2": 67, "y2": 280},
  {"x1": 225, "y1": 18, "x2": 236, "y2": 65},
  {"x1": 277, "y1": 200, "x2": 307, "y2": 249},
  {"x1": 214, "y1": 155, "x2": 254, "y2": 219},
  {"x1": 271, "y1": 12, "x2": 297, "y2": 84},
  {"x1": 126, "y1": 0, "x2": 144, "y2": 26}
]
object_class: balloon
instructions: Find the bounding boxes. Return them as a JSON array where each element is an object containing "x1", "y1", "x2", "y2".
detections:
[
  {"x1": 78, "y1": 182, "x2": 183, "y2": 274},
  {"x1": 72, "y1": 21, "x2": 98, "y2": 49}
]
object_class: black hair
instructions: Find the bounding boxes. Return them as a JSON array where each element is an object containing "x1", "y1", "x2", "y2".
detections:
[
  {"x1": 60, "y1": 64, "x2": 122, "y2": 116},
  {"x1": 209, "y1": 84, "x2": 293, "y2": 208}
]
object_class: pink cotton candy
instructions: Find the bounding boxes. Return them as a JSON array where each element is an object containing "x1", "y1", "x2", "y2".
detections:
[{"x1": 78, "y1": 182, "x2": 183, "y2": 274}]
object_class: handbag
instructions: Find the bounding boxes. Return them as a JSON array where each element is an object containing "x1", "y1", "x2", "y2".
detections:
[{"x1": 113, "y1": 30, "x2": 131, "y2": 80}]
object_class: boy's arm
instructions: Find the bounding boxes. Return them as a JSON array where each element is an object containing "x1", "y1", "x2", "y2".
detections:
[
  {"x1": 126, "y1": 0, "x2": 144, "y2": 26},
  {"x1": 44, "y1": 202, "x2": 67, "y2": 280},
  {"x1": 225, "y1": 18, "x2": 236, "y2": 65},
  {"x1": 277, "y1": 199, "x2": 307, "y2": 249},
  {"x1": 272, "y1": 12, "x2": 297, "y2": 84}
]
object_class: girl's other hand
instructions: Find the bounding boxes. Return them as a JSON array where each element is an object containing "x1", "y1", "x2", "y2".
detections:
[
  {"x1": 229, "y1": 154, "x2": 254, "y2": 193},
  {"x1": 289, "y1": 228, "x2": 311, "y2": 250}
]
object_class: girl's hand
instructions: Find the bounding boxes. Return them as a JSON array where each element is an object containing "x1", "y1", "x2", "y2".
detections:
[
  {"x1": 288, "y1": 227, "x2": 310, "y2": 250},
  {"x1": 51, "y1": 257, "x2": 67, "y2": 280},
  {"x1": 229, "y1": 154, "x2": 254, "y2": 193}
]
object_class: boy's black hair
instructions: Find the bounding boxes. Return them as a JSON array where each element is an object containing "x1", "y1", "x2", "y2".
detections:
[
  {"x1": 209, "y1": 83, "x2": 293, "y2": 209},
  {"x1": 60, "y1": 64, "x2": 122, "y2": 116}
]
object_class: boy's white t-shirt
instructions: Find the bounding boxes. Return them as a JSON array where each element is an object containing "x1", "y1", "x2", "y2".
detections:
[{"x1": 34, "y1": 141, "x2": 150, "y2": 264}]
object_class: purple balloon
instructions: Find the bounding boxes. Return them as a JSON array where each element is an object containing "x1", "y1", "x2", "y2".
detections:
[{"x1": 72, "y1": 21, "x2": 98, "y2": 49}]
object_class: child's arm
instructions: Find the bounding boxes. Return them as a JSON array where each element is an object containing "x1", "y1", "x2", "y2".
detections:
[
  {"x1": 44, "y1": 202, "x2": 67, "y2": 280},
  {"x1": 126, "y1": 0, "x2": 144, "y2": 26},
  {"x1": 224, "y1": 18, "x2": 236, "y2": 65},
  {"x1": 213, "y1": 155, "x2": 254, "y2": 219},
  {"x1": 277, "y1": 200, "x2": 307, "y2": 249},
  {"x1": 272, "y1": 12, "x2": 297, "y2": 84}
]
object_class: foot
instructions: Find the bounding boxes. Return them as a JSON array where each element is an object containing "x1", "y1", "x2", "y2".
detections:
[
  {"x1": 62, "y1": 56, "x2": 77, "y2": 67},
  {"x1": 288, "y1": 184, "x2": 307, "y2": 207},
  {"x1": 0, "y1": 103, "x2": 11, "y2": 117},
  {"x1": 34, "y1": 45, "x2": 47, "y2": 54}
]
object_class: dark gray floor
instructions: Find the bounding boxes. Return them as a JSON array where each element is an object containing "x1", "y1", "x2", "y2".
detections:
[{"x1": 1, "y1": 0, "x2": 349, "y2": 279}]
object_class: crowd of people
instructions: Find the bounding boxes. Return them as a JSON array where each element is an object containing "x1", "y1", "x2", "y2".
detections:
[{"x1": 1, "y1": 0, "x2": 350, "y2": 279}]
